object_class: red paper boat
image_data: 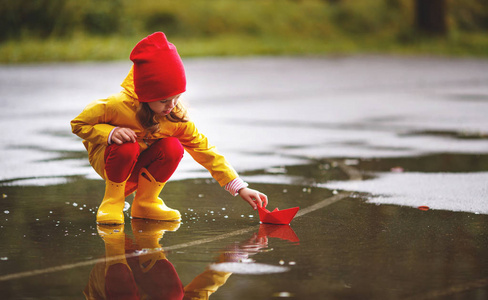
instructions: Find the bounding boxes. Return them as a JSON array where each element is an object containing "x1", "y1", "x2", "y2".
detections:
[{"x1": 257, "y1": 206, "x2": 299, "y2": 225}]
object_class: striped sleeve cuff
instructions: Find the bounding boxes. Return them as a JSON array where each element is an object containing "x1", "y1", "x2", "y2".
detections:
[
  {"x1": 224, "y1": 178, "x2": 249, "y2": 196},
  {"x1": 107, "y1": 127, "x2": 118, "y2": 145}
]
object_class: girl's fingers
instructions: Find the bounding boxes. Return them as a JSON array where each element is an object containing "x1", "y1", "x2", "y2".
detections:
[
  {"x1": 260, "y1": 194, "x2": 268, "y2": 207},
  {"x1": 253, "y1": 194, "x2": 263, "y2": 208},
  {"x1": 261, "y1": 194, "x2": 268, "y2": 207},
  {"x1": 240, "y1": 189, "x2": 268, "y2": 210},
  {"x1": 247, "y1": 198, "x2": 257, "y2": 210},
  {"x1": 115, "y1": 128, "x2": 137, "y2": 143},
  {"x1": 248, "y1": 196, "x2": 258, "y2": 210},
  {"x1": 127, "y1": 129, "x2": 137, "y2": 142},
  {"x1": 123, "y1": 129, "x2": 135, "y2": 142},
  {"x1": 252, "y1": 193, "x2": 267, "y2": 209},
  {"x1": 113, "y1": 136, "x2": 123, "y2": 145},
  {"x1": 257, "y1": 197, "x2": 264, "y2": 208},
  {"x1": 119, "y1": 132, "x2": 129, "y2": 142},
  {"x1": 124, "y1": 131, "x2": 135, "y2": 142}
]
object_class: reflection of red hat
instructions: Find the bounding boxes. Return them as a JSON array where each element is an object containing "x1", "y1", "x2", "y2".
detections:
[{"x1": 130, "y1": 32, "x2": 186, "y2": 103}]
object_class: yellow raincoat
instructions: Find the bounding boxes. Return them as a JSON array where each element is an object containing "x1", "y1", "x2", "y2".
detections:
[{"x1": 71, "y1": 69, "x2": 238, "y2": 187}]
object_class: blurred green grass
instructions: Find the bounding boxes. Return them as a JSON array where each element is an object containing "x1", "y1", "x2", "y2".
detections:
[{"x1": 1, "y1": 0, "x2": 487, "y2": 63}]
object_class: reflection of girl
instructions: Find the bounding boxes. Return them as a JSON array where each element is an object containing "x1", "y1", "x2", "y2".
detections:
[
  {"x1": 84, "y1": 221, "x2": 268, "y2": 300},
  {"x1": 84, "y1": 222, "x2": 184, "y2": 299},
  {"x1": 71, "y1": 32, "x2": 268, "y2": 224},
  {"x1": 183, "y1": 233, "x2": 268, "y2": 299}
]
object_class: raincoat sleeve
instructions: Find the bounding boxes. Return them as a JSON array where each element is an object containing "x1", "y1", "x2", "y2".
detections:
[
  {"x1": 174, "y1": 121, "x2": 239, "y2": 187},
  {"x1": 71, "y1": 99, "x2": 116, "y2": 145}
]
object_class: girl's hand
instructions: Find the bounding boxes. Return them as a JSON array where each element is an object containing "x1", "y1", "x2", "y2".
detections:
[
  {"x1": 238, "y1": 188, "x2": 268, "y2": 210},
  {"x1": 111, "y1": 127, "x2": 137, "y2": 144}
]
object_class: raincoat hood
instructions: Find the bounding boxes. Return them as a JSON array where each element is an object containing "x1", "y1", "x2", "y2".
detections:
[{"x1": 121, "y1": 66, "x2": 139, "y2": 100}]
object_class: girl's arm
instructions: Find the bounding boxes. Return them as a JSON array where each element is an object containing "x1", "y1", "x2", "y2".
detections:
[
  {"x1": 174, "y1": 121, "x2": 239, "y2": 187},
  {"x1": 174, "y1": 121, "x2": 268, "y2": 209},
  {"x1": 71, "y1": 99, "x2": 116, "y2": 145},
  {"x1": 224, "y1": 178, "x2": 267, "y2": 209}
]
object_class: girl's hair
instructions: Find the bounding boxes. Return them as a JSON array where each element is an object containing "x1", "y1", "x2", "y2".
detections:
[{"x1": 136, "y1": 101, "x2": 189, "y2": 135}]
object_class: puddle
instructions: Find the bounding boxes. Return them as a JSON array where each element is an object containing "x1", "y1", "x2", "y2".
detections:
[
  {"x1": 446, "y1": 93, "x2": 488, "y2": 103},
  {"x1": 322, "y1": 153, "x2": 488, "y2": 215},
  {"x1": 352, "y1": 153, "x2": 488, "y2": 173},
  {"x1": 0, "y1": 164, "x2": 487, "y2": 299},
  {"x1": 400, "y1": 130, "x2": 488, "y2": 140},
  {"x1": 241, "y1": 160, "x2": 350, "y2": 186}
]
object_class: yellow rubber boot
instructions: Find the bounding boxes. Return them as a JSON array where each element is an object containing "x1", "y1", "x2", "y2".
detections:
[
  {"x1": 97, "y1": 178, "x2": 127, "y2": 225},
  {"x1": 131, "y1": 219, "x2": 181, "y2": 272},
  {"x1": 131, "y1": 168, "x2": 181, "y2": 221}
]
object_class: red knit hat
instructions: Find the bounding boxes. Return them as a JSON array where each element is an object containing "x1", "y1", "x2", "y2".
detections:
[{"x1": 130, "y1": 32, "x2": 186, "y2": 102}]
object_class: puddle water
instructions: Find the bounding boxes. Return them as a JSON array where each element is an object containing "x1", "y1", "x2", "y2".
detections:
[
  {"x1": 400, "y1": 130, "x2": 488, "y2": 141},
  {"x1": 0, "y1": 158, "x2": 487, "y2": 299},
  {"x1": 321, "y1": 154, "x2": 488, "y2": 216},
  {"x1": 354, "y1": 153, "x2": 488, "y2": 173}
]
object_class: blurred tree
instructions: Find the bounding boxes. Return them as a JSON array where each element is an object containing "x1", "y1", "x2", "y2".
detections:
[
  {"x1": 145, "y1": 11, "x2": 180, "y2": 36},
  {"x1": 0, "y1": 0, "x2": 125, "y2": 41},
  {"x1": 83, "y1": 0, "x2": 125, "y2": 35},
  {"x1": 0, "y1": 0, "x2": 80, "y2": 40},
  {"x1": 450, "y1": 0, "x2": 488, "y2": 31},
  {"x1": 415, "y1": 0, "x2": 448, "y2": 35}
]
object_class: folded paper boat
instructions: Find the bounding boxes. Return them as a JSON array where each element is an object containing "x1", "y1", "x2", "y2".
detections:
[{"x1": 257, "y1": 206, "x2": 300, "y2": 225}]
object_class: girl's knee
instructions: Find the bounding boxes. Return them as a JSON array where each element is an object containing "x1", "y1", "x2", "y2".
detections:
[
  {"x1": 105, "y1": 142, "x2": 140, "y2": 164},
  {"x1": 156, "y1": 137, "x2": 184, "y2": 160},
  {"x1": 104, "y1": 142, "x2": 140, "y2": 182}
]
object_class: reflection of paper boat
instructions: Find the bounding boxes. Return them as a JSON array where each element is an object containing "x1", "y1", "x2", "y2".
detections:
[
  {"x1": 258, "y1": 224, "x2": 300, "y2": 243},
  {"x1": 257, "y1": 206, "x2": 299, "y2": 225}
]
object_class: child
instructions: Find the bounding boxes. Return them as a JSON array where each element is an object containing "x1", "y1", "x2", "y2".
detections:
[{"x1": 71, "y1": 32, "x2": 268, "y2": 225}]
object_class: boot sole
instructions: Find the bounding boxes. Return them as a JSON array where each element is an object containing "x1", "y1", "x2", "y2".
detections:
[
  {"x1": 97, "y1": 220, "x2": 124, "y2": 225},
  {"x1": 131, "y1": 216, "x2": 181, "y2": 222}
]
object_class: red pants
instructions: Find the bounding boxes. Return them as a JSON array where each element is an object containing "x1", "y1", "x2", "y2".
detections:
[
  {"x1": 105, "y1": 259, "x2": 184, "y2": 300},
  {"x1": 104, "y1": 138, "x2": 184, "y2": 186}
]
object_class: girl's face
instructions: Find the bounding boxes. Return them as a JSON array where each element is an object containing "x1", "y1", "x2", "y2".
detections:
[{"x1": 147, "y1": 94, "x2": 181, "y2": 116}]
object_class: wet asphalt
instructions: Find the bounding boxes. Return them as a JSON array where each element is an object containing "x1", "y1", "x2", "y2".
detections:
[{"x1": 0, "y1": 56, "x2": 487, "y2": 299}]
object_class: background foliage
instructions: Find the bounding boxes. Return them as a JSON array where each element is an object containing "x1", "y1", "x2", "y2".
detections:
[{"x1": 0, "y1": 0, "x2": 487, "y2": 62}]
